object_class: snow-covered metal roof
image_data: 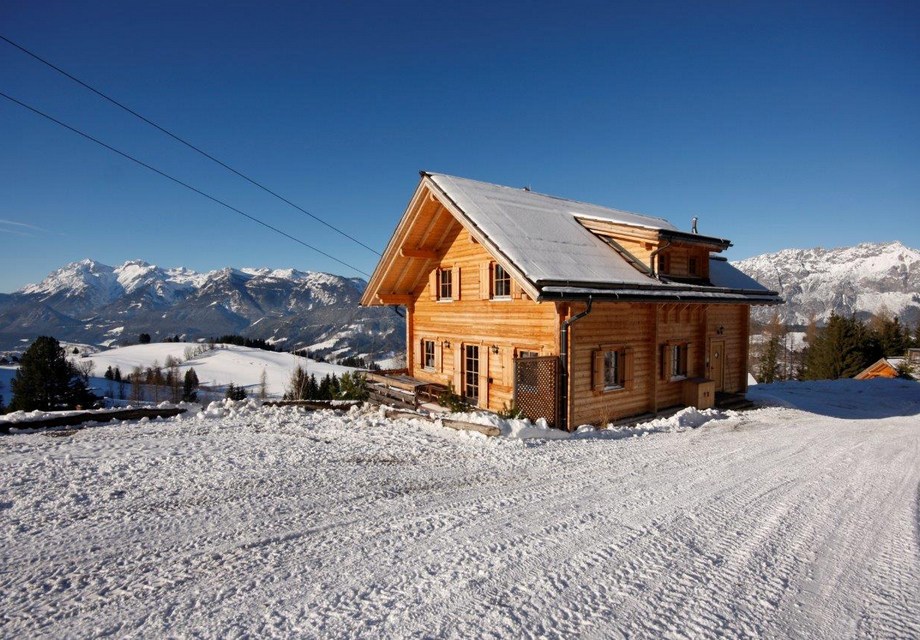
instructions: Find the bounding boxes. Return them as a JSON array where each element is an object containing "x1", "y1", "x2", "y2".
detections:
[{"x1": 427, "y1": 173, "x2": 671, "y2": 287}]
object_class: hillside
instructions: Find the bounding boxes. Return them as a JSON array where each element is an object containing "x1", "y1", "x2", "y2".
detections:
[
  {"x1": 732, "y1": 241, "x2": 920, "y2": 325},
  {"x1": 0, "y1": 259, "x2": 404, "y2": 361}
]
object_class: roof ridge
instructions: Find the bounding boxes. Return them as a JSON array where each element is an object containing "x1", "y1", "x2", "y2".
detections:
[{"x1": 423, "y1": 171, "x2": 674, "y2": 226}]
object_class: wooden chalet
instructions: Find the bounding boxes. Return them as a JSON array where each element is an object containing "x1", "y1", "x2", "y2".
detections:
[
  {"x1": 854, "y1": 349, "x2": 920, "y2": 381},
  {"x1": 361, "y1": 172, "x2": 781, "y2": 430}
]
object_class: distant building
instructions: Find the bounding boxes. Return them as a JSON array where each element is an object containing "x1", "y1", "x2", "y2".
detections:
[{"x1": 855, "y1": 350, "x2": 920, "y2": 381}]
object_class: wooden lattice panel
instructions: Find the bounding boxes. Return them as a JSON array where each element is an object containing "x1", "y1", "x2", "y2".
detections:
[{"x1": 513, "y1": 356, "x2": 560, "y2": 428}]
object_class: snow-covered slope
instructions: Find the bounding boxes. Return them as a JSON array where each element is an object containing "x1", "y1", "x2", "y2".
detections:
[
  {"x1": 1, "y1": 379, "x2": 918, "y2": 637},
  {"x1": 0, "y1": 259, "x2": 404, "y2": 360},
  {"x1": 78, "y1": 343, "x2": 354, "y2": 397},
  {"x1": 733, "y1": 241, "x2": 920, "y2": 325}
]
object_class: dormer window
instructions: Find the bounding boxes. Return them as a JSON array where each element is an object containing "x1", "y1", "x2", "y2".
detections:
[{"x1": 658, "y1": 253, "x2": 671, "y2": 275}]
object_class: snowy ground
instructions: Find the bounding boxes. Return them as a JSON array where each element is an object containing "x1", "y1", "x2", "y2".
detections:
[{"x1": 1, "y1": 379, "x2": 919, "y2": 638}]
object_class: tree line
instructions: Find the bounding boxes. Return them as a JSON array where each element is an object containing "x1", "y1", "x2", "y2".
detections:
[{"x1": 757, "y1": 310, "x2": 919, "y2": 382}]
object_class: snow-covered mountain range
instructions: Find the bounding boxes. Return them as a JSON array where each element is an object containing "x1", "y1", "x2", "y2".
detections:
[
  {"x1": 0, "y1": 259, "x2": 404, "y2": 360},
  {"x1": 732, "y1": 241, "x2": 920, "y2": 326}
]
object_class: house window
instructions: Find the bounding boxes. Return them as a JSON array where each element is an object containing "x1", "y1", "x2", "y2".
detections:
[
  {"x1": 464, "y1": 345, "x2": 480, "y2": 405},
  {"x1": 422, "y1": 340, "x2": 435, "y2": 370},
  {"x1": 493, "y1": 264, "x2": 511, "y2": 298},
  {"x1": 438, "y1": 269, "x2": 452, "y2": 300},
  {"x1": 593, "y1": 346, "x2": 631, "y2": 392},
  {"x1": 661, "y1": 342, "x2": 689, "y2": 381},
  {"x1": 658, "y1": 253, "x2": 671, "y2": 275}
]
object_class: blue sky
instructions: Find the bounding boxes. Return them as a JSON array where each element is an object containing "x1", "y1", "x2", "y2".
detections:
[{"x1": 1, "y1": 1, "x2": 918, "y2": 292}]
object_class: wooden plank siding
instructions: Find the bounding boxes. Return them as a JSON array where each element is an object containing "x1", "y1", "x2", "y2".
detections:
[
  {"x1": 410, "y1": 223, "x2": 559, "y2": 411},
  {"x1": 568, "y1": 302, "x2": 656, "y2": 426},
  {"x1": 706, "y1": 304, "x2": 749, "y2": 394},
  {"x1": 568, "y1": 302, "x2": 751, "y2": 426}
]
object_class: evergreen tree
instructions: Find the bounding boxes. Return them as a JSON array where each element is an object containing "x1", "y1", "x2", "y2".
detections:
[
  {"x1": 182, "y1": 368, "x2": 199, "y2": 402},
  {"x1": 139, "y1": 333, "x2": 151, "y2": 344},
  {"x1": 104, "y1": 365, "x2": 114, "y2": 380},
  {"x1": 803, "y1": 314, "x2": 872, "y2": 380},
  {"x1": 225, "y1": 382, "x2": 247, "y2": 401},
  {"x1": 9, "y1": 336, "x2": 96, "y2": 411},
  {"x1": 338, "y1": 372, "x2": 368, "y2": 400}
]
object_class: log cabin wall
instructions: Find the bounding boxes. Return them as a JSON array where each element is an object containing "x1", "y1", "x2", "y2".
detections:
[
  {"x1": 410, "y1": 224, "x2": 559, "y2": 411},
  {"x1": 568, "y1": 302, "x2": 751, "y2": 426},
  {"x1": 655, "y1": 304, "x2": 708, "y2": 411},
  {"x1": 705, "y1": 304, "x2": 750, "y2": 394},
  {"x1": 568, "y1": 302, "x2": 656, "y2": 426}
]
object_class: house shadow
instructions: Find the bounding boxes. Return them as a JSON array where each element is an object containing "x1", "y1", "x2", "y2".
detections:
[{"x1": 746, "y1": 378, "x2": 920, "y2": 421}]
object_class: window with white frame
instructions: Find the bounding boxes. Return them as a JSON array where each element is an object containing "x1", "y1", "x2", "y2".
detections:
[
  {"x1": 492, "y1": 264, "x2": 511, "y2": 298},
  {"x1": 422, "y1": 339, "x2": 435, "y2": 370},
  {"x1": 438, "y1": 268, "x2": 452, "y2": 300}
]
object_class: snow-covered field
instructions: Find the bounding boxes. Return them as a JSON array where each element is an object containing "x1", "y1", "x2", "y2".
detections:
[
  {"x1": 76, "y1": 343, "x2": 355, "y2": 398},
  {"x1": 1, "y1": 379, "x2": 919, "y2": 638}
]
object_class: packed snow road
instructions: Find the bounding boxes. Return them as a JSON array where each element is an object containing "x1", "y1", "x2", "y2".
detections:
[{"x1": 1, "y1": 379, "x2": 919, "y2": 638}]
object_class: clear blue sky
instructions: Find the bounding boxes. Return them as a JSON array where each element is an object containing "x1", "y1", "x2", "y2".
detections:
[{"x1": 1, "y1": 1, "x2": 918, "y2": 292}]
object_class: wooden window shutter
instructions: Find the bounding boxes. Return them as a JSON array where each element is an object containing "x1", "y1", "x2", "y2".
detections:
[
  {"x1": 414, "y1": 339, "x2": 423, "y2": 373},
  {"x1": 511, "y1": 278, "x2": 522, "y2": 300},
  {"x1": 453, "y1": 346, "x2": 462, "y2": 392},
  {"x1": 436, "y1": 340, "x2": 442, "y2": 372},
  {"x1": 624, "y1": 347, "x2": 635, "y2": 389},
  {"x1": 452, "y1": 267, "x2": 461, "y2": 300},
  {"x1": 503, "y1": 347, "x2": 514, "y2": 386},
  {"x1": 480, "y1": 347, "x2": 490, "y2": 408},
  {"x1": 429, "y1": 269, "x2": 438, "y2": 301},
  {"x1": 660, "y1": 345, "x2": 669, "y2": 381},
  {"x1": 592, "y1": 350, "x2": 604, "y2": 392},
  {"x1": 479, "y1": 262, "x2": 491, "y2": 300}
]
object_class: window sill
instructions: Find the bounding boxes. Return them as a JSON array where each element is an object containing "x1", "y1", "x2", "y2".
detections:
[
  {"x1": 436, "y1": 298, "x2": 454, "y2": 303},
  {"x1": 490, "y1": 296, "x2": 512, "y2": 301},
  {"x1": 595, "y1": 385, "x2": 626, "y2": 395},
  {"x1": 669, "y1": 375, "x2": 687, "y2": 383}
]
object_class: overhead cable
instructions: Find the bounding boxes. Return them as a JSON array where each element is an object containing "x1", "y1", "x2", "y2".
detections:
[
  {"x1": 0, "y1": 90, "x2": 371, "y2": 278},
  {"x1": 0, "y1": 34, "x2": 381, "y2": 256}
]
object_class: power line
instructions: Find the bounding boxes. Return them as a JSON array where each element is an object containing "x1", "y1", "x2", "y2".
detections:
[
  {"x1": 0, "y1": 34, "x2": 382, "y2": 256},
  {"x1": 0, "y1": 90, "x2": 372, "y2": 278}
]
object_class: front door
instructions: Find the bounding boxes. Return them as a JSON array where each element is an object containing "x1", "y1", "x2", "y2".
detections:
[
  {"x1": 709, "y1": 340, "x2": 725, "y2": 391},
  {"x1": 464, "y1": 345, "x2": 480, "y2": 406}
]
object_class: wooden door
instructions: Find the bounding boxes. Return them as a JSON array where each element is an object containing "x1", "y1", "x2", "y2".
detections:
[{"x1": 709, "y1": 340, "x2": 725, "y2": 391}]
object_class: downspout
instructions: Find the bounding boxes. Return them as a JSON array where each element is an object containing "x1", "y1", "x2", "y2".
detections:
[
  {"x1": 559, "y1": 296, "x2": 593, "y2": 432},
  {"x1": 649, "y1": 241, "x2": 672, "y2": 279}
]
